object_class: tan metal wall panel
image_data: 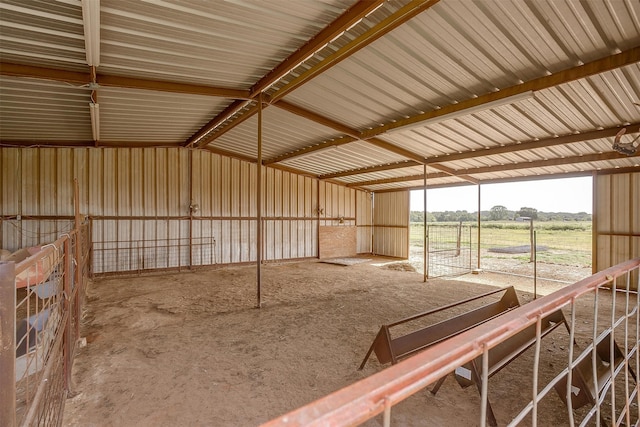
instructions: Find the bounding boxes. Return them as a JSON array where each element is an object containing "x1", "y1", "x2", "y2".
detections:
[
  {"x1": 373, "y1": 191, "x2": 409, "y2": 258},
  {"x1": 595, "y1": 172, "x2": 640, "y2": 290},
  {"x1": 356, "y1": 190, "x2": 373, "y2": 254},
  {"x1": 0, "y1": 146, "x2": 361, "y2": 268},
  {"x1": 1, "y1": 148, "x2": 20, "y2": 215}
]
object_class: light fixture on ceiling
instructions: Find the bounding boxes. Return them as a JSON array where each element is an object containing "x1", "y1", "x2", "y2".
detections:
[
  {"x1": 89, "y1": 102, "x2": 100, "y2": 141},
  {"x1": 82, "y1": 0, "x2": 100, "y2": 67},
  {"x1": 392, "y1": 90, "x2": 535, "y2": 132}
]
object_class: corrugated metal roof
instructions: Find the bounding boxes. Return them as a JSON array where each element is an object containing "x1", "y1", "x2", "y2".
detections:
[
  {"x1": 99, "y1": 87, "x2": 228, "y2": 143},
  {"x1": 1, "y1": 0, "x2": 639, "y2": 191},
  {"x1": 99, "y1": 0, "x2": 354, "y2": 88},
  {"x1": 0, "y1": 76, "x2": 91, "y2": 141},
  {"x1": 0, "y1": 0, "x2": 86, "y2": 71},
  {"x1": 212, "y1": 106, "x2": 344, "y2": 160}
]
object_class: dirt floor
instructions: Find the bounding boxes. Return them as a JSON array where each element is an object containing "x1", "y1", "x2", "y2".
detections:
[{"x1": 62, "y1": 257, "x2": 633, "y2": 427}]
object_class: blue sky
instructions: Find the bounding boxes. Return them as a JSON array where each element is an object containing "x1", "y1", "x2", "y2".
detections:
[{"x1": 410, "y1": 176, "x2": 593, "y2": 213}]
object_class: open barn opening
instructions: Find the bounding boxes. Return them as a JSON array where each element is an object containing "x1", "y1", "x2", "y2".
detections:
[{"x1": 410, "y1": 177, "x2": 594, "y2": 284}]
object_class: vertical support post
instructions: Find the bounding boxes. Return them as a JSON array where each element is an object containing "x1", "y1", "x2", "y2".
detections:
[
  {"x1": 456, "y1": 220, "x2": 462, "y2": 257},
  {"x1": 316, "y1": 179, "x2": 321, "y2": 258},
  {"x1": 0, "y1": 261, "x2": 16, "y2": 427},
  {"x1": 529, "y1": 218, "x2": 534, "y2": 263},
  {"x1": 533, "y1": 230, "x2": 537, "y2": 300},
  {"x1": 256, "y1": 95, "x2": 263, "y2": 309},
  {"x1": 423, "y1": 164, "x2": 427, "y2": 282},
  {"x1": 73, "y1": 179, "x2": 82, "y2": 341},
  {"x1": 477, "y1": 184, "x2": 481, "y2": 270},
  {"x1": 591, "y1": 171, "x2": 597, "y2": 275},
  {"x1": 188, "y1": 149, "x2": 193, "y2": 270},
  {"x1": 63, "y1": 237, "x2": 73, "y2": 391}
]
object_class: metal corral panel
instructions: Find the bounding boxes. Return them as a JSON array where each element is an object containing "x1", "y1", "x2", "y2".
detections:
[
  {"x1": 0, "y1": 0, "x2": 86, "y2": 71},
  {"x1": 213, "y1": 106, "x2": 341, "y2": 161},
  {"x1": 595, "y1": 171, "x2": 640, "y2": 290},
  {"x1": 281, "y1": 140, "x2": 409, "y2": 176},
  {"x1": 356, "y1": 190, "x2": 372, "y2": 254},
  {"x1": 98, "y1": 87, "x2": 228, "y2": 143},
  {"x1": 99, "y1": 0, "x2": 353, "y2": 88},
  {"x1": 373, "y1": 190, "x2": 408, "y2": 258},
  {"x1": 0, "y1": 76, "x2": 92, "y2": 141}
]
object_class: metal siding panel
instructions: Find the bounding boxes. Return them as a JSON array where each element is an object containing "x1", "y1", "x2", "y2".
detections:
[{"x1": 1, "y1": 149, "x2": 19, "y2": 215}]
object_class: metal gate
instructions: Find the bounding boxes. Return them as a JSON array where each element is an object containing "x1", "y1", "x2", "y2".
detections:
[{"x1": 426, "y1": 223, "x2": 473, "y2": 278}]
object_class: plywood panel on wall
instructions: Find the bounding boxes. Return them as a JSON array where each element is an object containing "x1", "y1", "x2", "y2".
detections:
[
  {"x1": 319, "y1": 226, "x2": 356, "y2": 259},
  {"x1": 373, "y1": 191, "x2": 409, "y2": 258}
]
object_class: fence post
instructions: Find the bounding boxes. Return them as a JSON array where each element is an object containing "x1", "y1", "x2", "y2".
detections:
[
  {"x1": 456, "y1": 221, "x2": 462, "y2": 257},
  {"x1": 63, "y1": 236, "x2": 73, "y2": 391},
  {"x1": 529, "y1": 218, "x2": 534, "y2": 262},
  {"x1": 0, "y1": 261, "x2": 16, "y2": 427}
]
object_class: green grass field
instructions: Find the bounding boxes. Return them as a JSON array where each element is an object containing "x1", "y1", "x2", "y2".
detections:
[{"x1": 410, "y1": 221, "x2": 592, "y2": 267}]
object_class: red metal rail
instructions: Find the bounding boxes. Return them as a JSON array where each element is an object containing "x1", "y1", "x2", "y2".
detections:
[{"x1": 262, "y1": 258, "x2": 640, "y2": 427}]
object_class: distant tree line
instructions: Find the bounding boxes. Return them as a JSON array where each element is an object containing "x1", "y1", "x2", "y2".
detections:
[{"x1": 410, "y1": 206, "x2": 592, "y2": 222}]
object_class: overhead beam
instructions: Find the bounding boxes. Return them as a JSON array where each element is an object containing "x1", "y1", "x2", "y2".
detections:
[
  {"x1": 263, "y1": 135, "x2": 357, "y2": 165},
  {"x1": 249, "y1": 0, "x2": 385, "y2": 98},
  {"x1": 360, "y1": 45, "x2": 640, "y2": 138},
  {"x1": 316, "y1": 123, "x2": 640, "y2": 179},
  {"x1": 275, "y1": 100, "x2": 358, "y2": 137},
  {"x1": 197, "y1": 103, "x2": 261, "y2": 145},
  {"x1": 424, "y1": 124, "x2": 640, "y2": 164},
  {"x1": 346, "y1": 172, "x2": 448, "y2": 187},
  {"x1": 375, "y1": 167, "x2": 640, "y2": 193},
  {"x1": 96, "y1": 74, "x2": 251, "y2": 99},
  {"x1": 347, "y1": 150, "x2": 640, "y2": 187},
  {"x1": 319, "y1": 160, "x2": 422, "y2": 179},
  {"x1": 188, "y1": 1, "x2": 386, "y2": 147},
  {"x1": 0, "y1": 62, "x2": 250, "y2": 98},
  {"x1": 0, "y1": 62, "x2": 90, "y2": 84},
  {"x1": 459, "y1": 150, "x2": 640, "y2": 174},
  {"x1": 187, "y1": 100, "x2": 252, "y2": 147},
  {"x1": 269, "y1": 0, "x2": 440, "y2": 104}
]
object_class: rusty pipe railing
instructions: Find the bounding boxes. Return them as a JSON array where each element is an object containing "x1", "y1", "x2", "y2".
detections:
[{"x1": 262, "y1": 257, "x2": 640, "y2": 427}]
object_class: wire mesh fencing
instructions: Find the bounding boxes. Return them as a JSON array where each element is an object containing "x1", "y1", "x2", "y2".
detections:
[{"x1": 1, "y1": 222, "x2": 91, "y2": 427}]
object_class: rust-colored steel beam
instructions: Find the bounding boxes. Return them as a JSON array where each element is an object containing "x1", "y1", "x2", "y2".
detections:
[
  {"x1": 361, "y1": 46, "x2": 640, "y2": 139},
  {"x1": 195, "y1": 103, "x2": 261, "y2": 147},
  {"x1": 97, "y1": 74, "x2": 250, "y2": 98},
  {"x1": 269, "y1": 0, "x2": 440, "y2": 104},
  {"x1": 186, "y1": 1, "x2": 386, "y2": 147},
  {"x1": 263, "y1": 135, "x2": 358, "y2": 165},
  {"x1": 0, "y1": 62, "x2": 250, "y2": 98},
  {"x1": 249, "y1": 0, "x2": 385, "y2": 98},
  {"x1": 0, "y1": 62, "x2": 90, "y2": 84},
  {"x1": 348, "y1": 151, "x2": 639, "y2": 188},
  {"x1": 275, "y1": 100, "x2": 358, "y2": 137},
  {"x1": 346, "y1": 172, "x2": 447, "y2": 187},
  {"x1": 316, "y1": 123, "x2": 640, "y2": 180},
  {"x1": 425, "y1": 124, "x2": 640, "y2": 165},
  {"x1": 320, "y1": 160, "x2": 422, "y2": 179},
  {"x1": 187, "y1": 100, "x2": 252, "y2": 147}
]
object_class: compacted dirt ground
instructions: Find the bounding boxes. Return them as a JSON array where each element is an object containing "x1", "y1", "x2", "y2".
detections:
[{"x1": 62, "y1": 257, "x2": 633, "y2": 427}]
